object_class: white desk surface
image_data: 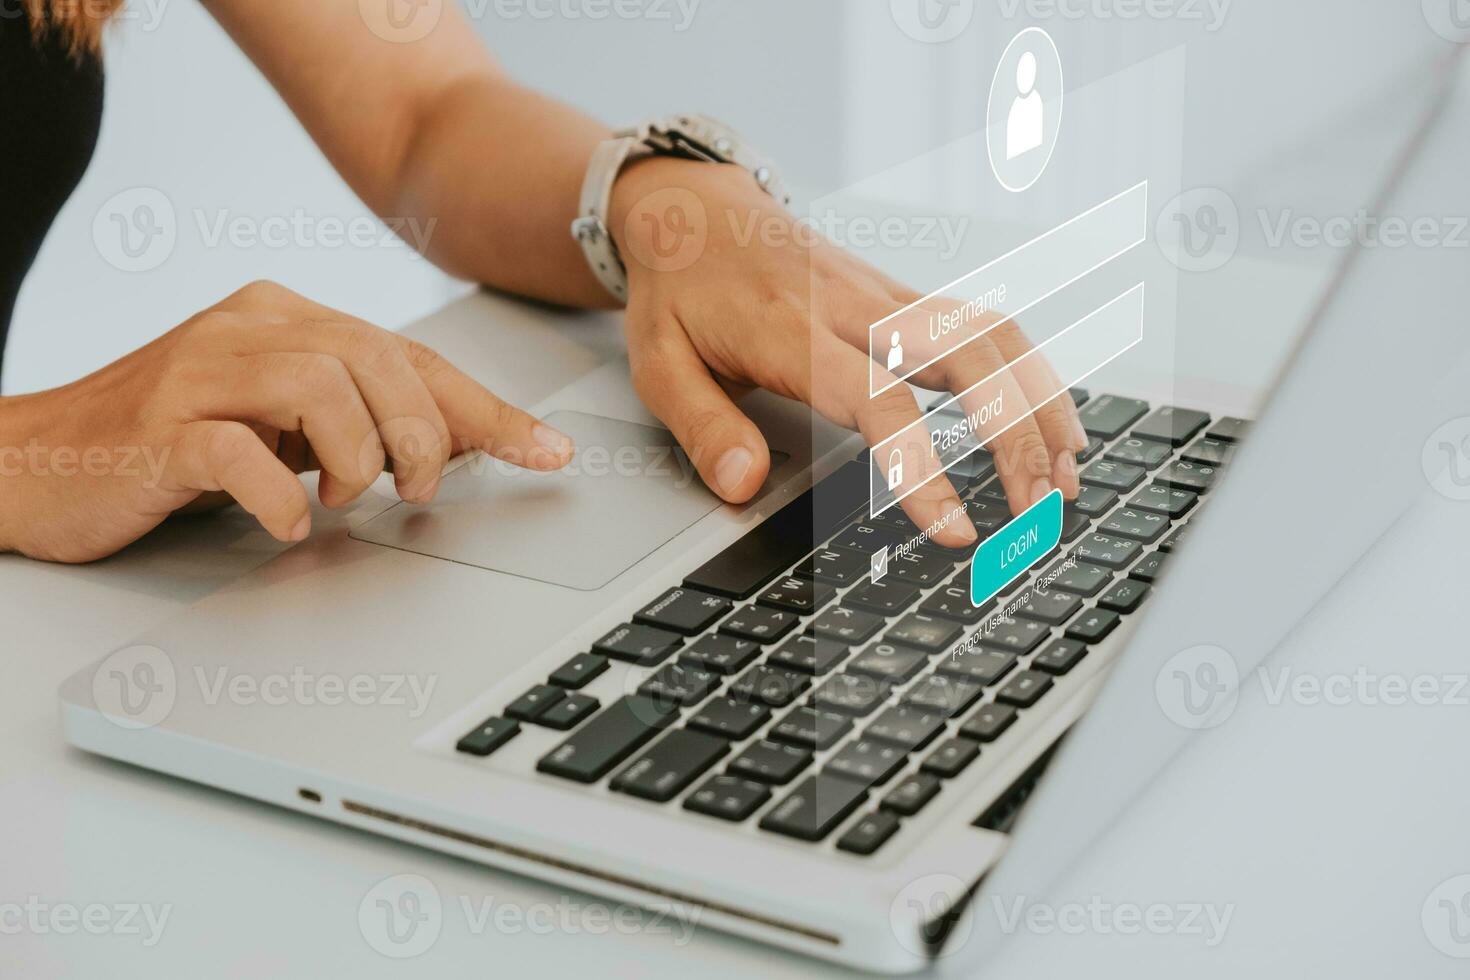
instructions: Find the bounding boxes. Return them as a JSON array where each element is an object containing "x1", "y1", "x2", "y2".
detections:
[{"x1": 7, "y1": 287, "x2": 1469, "y2": 979}]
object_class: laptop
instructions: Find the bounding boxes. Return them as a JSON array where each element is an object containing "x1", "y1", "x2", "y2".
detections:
[{"x1": 59, "y1": 49, "x2": 1468, "y2": 974}]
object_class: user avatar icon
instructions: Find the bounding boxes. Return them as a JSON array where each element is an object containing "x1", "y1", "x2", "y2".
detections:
[
  {"x1": 1006, "y1": 51, "x2": 1043, "y2": 160},
  {"x1": 887, "y1": 330, "x2": 905, "y2": 371},
  {"x1": 987, "y1": 27, "x2": 1063, "y2": 193}
]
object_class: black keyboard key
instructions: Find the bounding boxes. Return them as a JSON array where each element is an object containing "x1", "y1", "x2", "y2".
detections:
[
  {"x1": 757, "y1": 576, "x2": 834, "y2": 616},
  {"x1": 1098, "y1": 508, "x2": 1169, "y2": 545},
  {"x1": 885, "y1": 614, "x2": 964, "y2": 652},
  {"x1": 1105, "y1": 437, "x2": 1172, "y2": 469},
  {"x1": 537, "y1": 695, "x2": 679, "y2": 783},
  {"x1": 1157, "y1": 460, "x2": 1218, "y2": 493},
  {"x1": 848, "y1": 642, "x2": 931, "y2": 684},
  {"x1": 684, "y1": 774, "x2": 771, "y2": 822},
  {"x1": 843, "y1": 578, "x2": 922, "y2": 617},
  {"x1": 902, "y1": 675, "x2": 984, "y2": 717},
  {"x1": 1159, "y1": 524, "x2": 1189, "y2": 553},
  {"x1": 836, "y1": 809, "x2": 902, "y2": 855},
  {"x1": 683, "y1": 634, "x2": 762, "y2": 675},
  {"x1": 810, "y1": 605, "x2": 885, "y2": 645},
  {"x1": 976, "y1": 616, "x2": 1051, "y2": 655},
  {"x1": 537, "y1": 692, "x2": 601, "y2": 730},
  {"x1": 1076, "y1": 436, "x2": 1105, "y2": 464},
  {"x1": 1205, "y1": 417, "x2": 1250, "y2": 442},
  {"x1": 770, "y1": 706, "x2": 853, "y2": 750},
  {"x1": 593, "y1": 623, "x2": 682, "y2": 667},
  {"x1": 761, "y1": 774, "x2": 869, "y2": 841},
  {"x1": 812, "y1": 673, "x2": 890, "y2": 716},
  {"x1": 684, "y1": 460, "x2": 868, "y2": 599},
  {"x1": 1071, "y1": 485, "x2": 1117, "y2": 516},
  {"x1": 1129, "y1": 552, "x2": 1168, "y2": 584},
  {"x1": 947, "y1": 451, "x2": 997, "y2": 488},
  {"x1": 882, "y1": 773, "x2": 942, "y2": 816},
  {"x1": 506, "y1": 684, "x2": 565, "y2": 722},
  {"x1": 769, "y1": 634, "x2": 852, "y2": 675},
  {"x1": 1073, "y1": 532, "x2": 1142, "y2": 570},
  {"x1": 719, "y1": 605, "x2": 798, "y2": 644},
  {"x1": 1032, "y1": 639, "x2": 1088, "y2": 675},
  {"x1": 456, "y1": 717, "x2": 520, "y2": 757},
  {"x1": 922, "y1": 737, "x2": 980, "y2": 778},
  {"x1": 634, "y1": 587, "x2": 733, "y2": 636},
  {"x1": 829, "y1": 523, "x2": 901, "y2": 554},
  {"x1": 1040, "y1": 559, "x2": 1113, "y2": 597},
  {"x1": 1079, "y1": 395, "x2": 1149, "y2": 439},
  {"x1": 937, "y1": 649, "x2": 1017, "y2": 685},
  {"x1": 919, "y1": 582, "x2": 987, "y2": 625},
  {"x1": 612, "y1": 729, "x2": 730, "y2": 802},
  {"x1": 1069, "y1": 387, "x2": 1090, "y2": 407},
  {"x1": 960, "y1": 703, "x2": 1018, "y2": 741},
  {"x1": 549, "y1": 652, "x2": 609, "y2": 690},
  {"x1": 865, "y1": 705, "x2": 947, "y2": 751},
  {"x1": 1181, "y1": 437, "x2": 1236, "y2": 468},
  {"x1": 730, "y1": 665, "x2": 811, "y2": 708},
  {"x1": 1060, "y1": 510, "x2": 1091, "y2": 543},
  {"x1": 1012, "y1": 587, "x2": 1082, "y2": 626},
  {"x1": 1129, "y1": 484, "x2": 1198, "y2": 518},
  {"x1": 825, "y1": 739, "x2": 908, "y2": 786},
  {"x1": 730, "y1": 739, "x2": 812, "y2": 784},
  {"x1": 1066, "y1": 608, "x2": 1121, "y2": 644},
  {"x1": 638, "y1": 662, "x2": 721, "y2": 708},
  {"x1": 1132, "y1": 406, "x2": 1210, "y2": 446},
  {"x1": 888, "y1": 551, "x2": 955, "y2": 588},
  {"x1": 795, "y1": 546, "x2": 870, "y2": 586},
  {"x1": 688, "y1": 697, "x2": 771, "y2": 740},
  {"x1": 996, "y1": 670, "x2": 1054, "y2": 707},
  {"x1": 1080, "y1": 459, "x2": 1146, "y2": 493},
  {"x1": 1098, "y1": 578, "x2": 1150, "y2": 614}
]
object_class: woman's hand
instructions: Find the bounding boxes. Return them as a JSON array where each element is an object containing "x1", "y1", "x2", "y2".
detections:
[
  {"x1": 0, "y1": 281, "x2": 573, "y2": 563},
  {"x1": 610, "y1": 158, "x2": 1088, "y2": 548}
]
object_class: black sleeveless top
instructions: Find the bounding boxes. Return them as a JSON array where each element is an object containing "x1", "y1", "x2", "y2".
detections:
[{"x1": 0, "y1": 14, "x2": 104, "y2": 382}]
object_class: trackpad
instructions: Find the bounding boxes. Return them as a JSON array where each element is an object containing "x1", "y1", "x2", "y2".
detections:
[{"x1": 351, "y1": 411, "x2": 722, "y2": 591}]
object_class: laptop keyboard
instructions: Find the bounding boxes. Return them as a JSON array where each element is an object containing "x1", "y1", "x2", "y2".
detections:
[{"x1": 454, "y1": 392, "x2": 1248, "y2": 856}]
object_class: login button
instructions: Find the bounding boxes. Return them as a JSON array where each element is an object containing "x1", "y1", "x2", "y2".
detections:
[{"x1": 970, "y1": 489, "x2": 1063, "y2": 607}]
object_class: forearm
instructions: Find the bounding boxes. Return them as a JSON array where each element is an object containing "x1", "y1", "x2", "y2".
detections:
[{"x1": 390, "y1": 75, "x2": 615, "y2": 308}]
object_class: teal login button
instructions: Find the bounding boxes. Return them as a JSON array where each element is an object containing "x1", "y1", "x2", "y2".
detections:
[{"x1": 970, "y1": 489, "x2": 1063, "y2": 607}]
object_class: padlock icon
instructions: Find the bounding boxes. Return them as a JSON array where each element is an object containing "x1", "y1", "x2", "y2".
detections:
[{"x1": 886, "y1": 448, "x2": 904, "y2": 492}]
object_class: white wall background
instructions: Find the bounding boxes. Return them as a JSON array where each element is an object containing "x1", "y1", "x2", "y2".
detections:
[{"x1": 7, "y1": 0, "x2": 1451, "y2": 394}]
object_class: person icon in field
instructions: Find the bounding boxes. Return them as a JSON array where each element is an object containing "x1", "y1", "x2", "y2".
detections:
[
  {"x1": 887, "y1": 330, "x2": 904, "y2": 371},
  {"x1": 1006, "y1": 50, "x2": 1044, "y2": 160}
]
